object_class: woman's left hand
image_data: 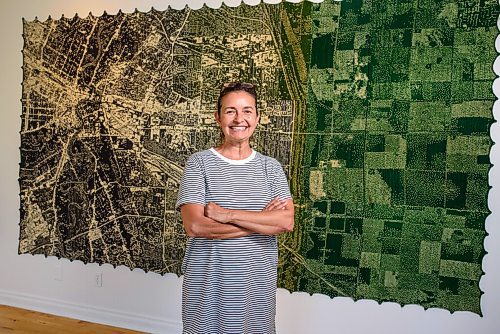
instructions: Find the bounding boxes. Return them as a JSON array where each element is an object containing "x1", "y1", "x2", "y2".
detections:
[{"x1": 204, "y1": 202, "x2": 232, "y2": 223}]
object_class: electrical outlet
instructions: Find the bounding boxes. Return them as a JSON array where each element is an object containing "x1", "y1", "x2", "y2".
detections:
[{"x1": 94, "y1": 273, "x2": 103, "y2": 287}]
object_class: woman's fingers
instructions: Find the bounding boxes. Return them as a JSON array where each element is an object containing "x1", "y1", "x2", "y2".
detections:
[
  {"x1": 263, "y1": 197, "x2": 286, "y2": 211},
  {"x1": 266, "y1": 197, "x2": 280, "y2": 210}
]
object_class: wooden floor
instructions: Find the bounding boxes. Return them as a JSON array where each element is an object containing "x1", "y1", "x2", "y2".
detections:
[{"x1": 0, "y1": 305, "x2": 146, "y2": 333}]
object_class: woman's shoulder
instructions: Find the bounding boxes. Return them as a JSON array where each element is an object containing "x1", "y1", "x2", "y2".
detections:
[
  {"x1": 253, "y1": 151, "x2": 282, "y2": 168},
  {"x1": 184, "y1": 149, "x2": 214, "y2": 166},
  {"x1": 190, "y1": 149, "x2": 212, "y2": 158}
]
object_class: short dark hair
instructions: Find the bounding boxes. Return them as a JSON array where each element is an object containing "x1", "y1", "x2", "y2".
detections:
[{"x1": 217, "y1": 82, "x2": 258, "y2": 116}]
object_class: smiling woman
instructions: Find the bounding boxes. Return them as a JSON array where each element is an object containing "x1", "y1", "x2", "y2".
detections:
[
  {"x1": 216, "y1": 92, "x2": 259, "y2": 146},
  {"x1": 215, "y1": 82, "x2": 260, "y2": 153},
  {"x1": 175, "y1": 82, "x2": 295, "y2": 334}
]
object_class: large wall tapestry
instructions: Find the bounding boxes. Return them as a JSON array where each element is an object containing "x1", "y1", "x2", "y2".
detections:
[{"x1": 19, "y1": 0, "x2": 498, "y2": 314}]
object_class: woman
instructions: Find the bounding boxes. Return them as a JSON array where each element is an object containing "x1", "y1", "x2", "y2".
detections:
[{"x1": 176, "y1": 82, "x2": 294, "y2": 333}]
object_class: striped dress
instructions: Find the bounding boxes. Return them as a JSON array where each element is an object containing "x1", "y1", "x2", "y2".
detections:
[{"x1": 176, "y1": 148, "x2": 292, "y2": 334}]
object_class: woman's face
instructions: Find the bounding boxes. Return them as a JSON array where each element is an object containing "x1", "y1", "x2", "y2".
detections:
[{"x1": 215, "y1": 91, "x2": 259, "y2": 144}]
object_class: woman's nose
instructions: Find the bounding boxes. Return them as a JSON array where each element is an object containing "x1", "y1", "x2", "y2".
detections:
[{"x1": 234, "y1": 112, "x2": 244, "y2": 122}]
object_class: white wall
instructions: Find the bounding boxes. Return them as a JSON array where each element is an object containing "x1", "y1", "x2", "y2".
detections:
[{"x1": 0, "y1": 1, "x2": 499, "y2": 333}]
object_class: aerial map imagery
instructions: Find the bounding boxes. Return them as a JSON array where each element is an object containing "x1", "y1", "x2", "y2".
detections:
[{"x1": 19, "y1": 0, "x2": 498, "y2": 314}]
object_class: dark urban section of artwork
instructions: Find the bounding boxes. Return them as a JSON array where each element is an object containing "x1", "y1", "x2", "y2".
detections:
[{"x1": 19, "y1": 0, "x2": 497, "y2": 314}]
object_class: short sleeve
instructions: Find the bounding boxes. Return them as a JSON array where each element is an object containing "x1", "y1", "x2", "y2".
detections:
[
  {"x1": 269, "y1": 158, "x2": 292, "y2": 200},
  {"x1": 175, "y1": 154, "x2": 206, "y2": 210}
]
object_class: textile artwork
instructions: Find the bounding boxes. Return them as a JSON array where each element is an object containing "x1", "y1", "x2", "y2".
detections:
[{"x1": 19, "y1": 0, "x2": 497, "y2": 314}]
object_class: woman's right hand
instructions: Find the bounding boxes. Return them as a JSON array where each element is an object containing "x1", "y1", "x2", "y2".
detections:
[{"x1": 262, "y1": 197, "x2": 287, "y2": 212}]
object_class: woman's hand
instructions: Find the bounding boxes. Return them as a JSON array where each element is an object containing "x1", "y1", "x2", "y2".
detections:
[
  {"x1": 262, "y1": 197, "x2": 287, "y2": 212},
  {"x1": 204, "y1": 202, "x2": 232, "y2": 223}
]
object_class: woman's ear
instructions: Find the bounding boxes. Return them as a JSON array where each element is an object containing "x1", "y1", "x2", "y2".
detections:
[{"x1": 214, "y1": 111, "x2": 220, "y2": 124}]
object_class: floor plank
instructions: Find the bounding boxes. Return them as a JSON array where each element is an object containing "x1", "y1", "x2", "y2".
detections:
[{"x1": 0, "y1": 304, "x2": 146, "y2": 334}]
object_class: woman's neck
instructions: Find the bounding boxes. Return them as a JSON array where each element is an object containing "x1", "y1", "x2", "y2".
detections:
[{"x1": 215, "y1": 141, "x2": 253, "y2": 160}]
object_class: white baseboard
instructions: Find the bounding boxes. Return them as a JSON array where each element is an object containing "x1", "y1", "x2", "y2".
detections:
[{"x1": 0, "y1": 289, "x2": 182, "y2": 334}]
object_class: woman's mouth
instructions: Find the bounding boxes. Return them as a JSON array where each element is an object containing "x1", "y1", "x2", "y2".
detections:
[{"x1": 229, "y1": 126, "x2": 248, "y2": 131}]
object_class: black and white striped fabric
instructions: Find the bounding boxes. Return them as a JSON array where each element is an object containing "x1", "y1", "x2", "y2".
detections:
[{"x1": 176, "y1": 148, "x2": 292, "y2": 334}]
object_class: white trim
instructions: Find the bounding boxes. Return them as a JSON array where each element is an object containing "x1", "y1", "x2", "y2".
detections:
[
  {"x1": 209, "y1": 147, "x2": 256, "y2": 165},
  {"x1": 0, "y1": 289, "x2": 182, "y2": 334}
]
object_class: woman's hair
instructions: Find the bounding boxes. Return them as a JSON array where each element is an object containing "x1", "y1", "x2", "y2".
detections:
[{"x1": 217, "y1": 82, "x2": 258, "y2": 116}]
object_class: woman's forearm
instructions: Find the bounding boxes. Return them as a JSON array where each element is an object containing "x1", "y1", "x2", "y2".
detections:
[
  {"x1": 227, "y1": 208, "x2": 294, "y2": 235},
  {"x1": 204, "y1": 199, "x2": 295, "y2": 235},
  {"x1": 181, "y1": 204, "x2": 253, "y2": 239},
  {"x1": 190, "y1": 218, "x2": 253, "y2": 239}
]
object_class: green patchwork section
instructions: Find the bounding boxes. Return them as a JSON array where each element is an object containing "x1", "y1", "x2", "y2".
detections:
[{"x1": 284, "y1": 0, "x2": 496, "y2": 314}]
